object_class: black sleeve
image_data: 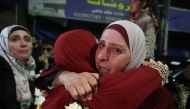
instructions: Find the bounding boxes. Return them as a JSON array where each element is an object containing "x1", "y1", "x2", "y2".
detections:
[
  {"x1": 187, "y1": 95, "x2": 190, "y2": 109},
  {"x1": 42, "y1": 70, "x2": 62, "y2": 89}
]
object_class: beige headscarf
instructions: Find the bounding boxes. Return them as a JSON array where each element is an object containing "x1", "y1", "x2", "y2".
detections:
[
  {"x1": 104, "y1": 20, "x2": 146, "y2": 72},
  {"x1": 0, "y1": 25, "x2": 36, "y2": 108}
]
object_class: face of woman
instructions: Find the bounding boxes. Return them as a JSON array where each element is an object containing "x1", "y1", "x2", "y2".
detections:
[
  {"x1": 8, "y1": 30, "x2": 32, "y2": 61},
  {"x1": 129, "y1": 0, "x2": 142, "y2": 14},
  {"x1": 95, "y1": 29, "x2": 131, "y2": 75}
]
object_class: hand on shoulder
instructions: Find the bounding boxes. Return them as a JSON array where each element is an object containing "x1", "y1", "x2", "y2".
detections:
[{"x1": 58, "y1": 71, "x2": 99, "y2": 101}]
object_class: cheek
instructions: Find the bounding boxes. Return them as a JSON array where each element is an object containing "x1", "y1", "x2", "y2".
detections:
[
  {"x1": 95, "y1": 49, "x2": 100, "y2": 62},
  {"x1": 111, "y1": 54, "x2": 130, "y2": 72},
  {"x1": 9, "y1": 44, "x2": 17, "y2": 56},
  {"x1": 131, "y1": 4, "x2": 139, "y2": 11}
]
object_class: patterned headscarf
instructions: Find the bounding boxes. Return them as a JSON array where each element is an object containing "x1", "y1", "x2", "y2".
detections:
[
  {"x1": 105, "y1": 20, "x2": 146, "y2": 72},
  {"x1": 0, "y1": 25, "x2": 36, "y2": 107}
]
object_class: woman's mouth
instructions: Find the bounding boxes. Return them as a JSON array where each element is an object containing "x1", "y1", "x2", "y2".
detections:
[
  {"x1": 98, "y1": 67, "x2": 110, "y2": 75},
  {"x1": 19, "y1": 50, "x2": 28, "y2": 54}
]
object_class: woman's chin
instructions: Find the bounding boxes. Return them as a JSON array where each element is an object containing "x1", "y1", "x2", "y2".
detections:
[{"x1": 17, "y1": 56, "x2": 30, "y2": 61}]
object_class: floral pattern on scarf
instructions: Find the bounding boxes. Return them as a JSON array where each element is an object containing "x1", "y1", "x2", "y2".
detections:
[{"x1": 0, "y1": 25, "x2": 36, "y2": 108}]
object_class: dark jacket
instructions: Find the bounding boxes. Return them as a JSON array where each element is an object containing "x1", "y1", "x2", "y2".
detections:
[
  {"x1": 34, "y1": 64, "x2": 62, "y2": 90},
  {"x1": 0, "y1": 56, "x2": 21, "y2": 109}
]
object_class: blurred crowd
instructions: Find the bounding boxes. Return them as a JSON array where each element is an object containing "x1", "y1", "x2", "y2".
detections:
[{"x1": 31, "y1": 36, "x2": 55, "y2": 74}]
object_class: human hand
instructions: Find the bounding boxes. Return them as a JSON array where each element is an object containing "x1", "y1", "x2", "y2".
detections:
[
  {"x1": 41, "y1": 90, "x2": 49, "y2": 98},
  {"x1": 58, "y1": 71, "x2": 99, "y2": 101},
  {"x1": 38, "y1": 54, "x2": 49, "y2": 66}
]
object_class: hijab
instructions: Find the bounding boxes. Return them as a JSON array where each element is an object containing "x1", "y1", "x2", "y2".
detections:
[
  {"x1": 42, "y1": 29, "x2": 98, "y2": 108},
  {"x1": 0, "y1": 25, "x2": 36, "y2": 107},
  {"x1": 54, "y1": 29, "x2": 97, "y2": 73},
  {"x1": 104, "y1": 20, "x2": 146, "y2": 72}
]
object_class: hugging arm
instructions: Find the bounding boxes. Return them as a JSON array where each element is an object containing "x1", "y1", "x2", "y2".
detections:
[
  {"x1": 42, "y1": 60, "x2": 171, "y2": 109},
  {"x1": 34, "y1": 64, "x2": 99, "y2": 101}
]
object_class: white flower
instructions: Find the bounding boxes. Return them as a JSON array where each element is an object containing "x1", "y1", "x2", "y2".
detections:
[{"x1": 65, "y1": 102, "x2": 82, "y2": 109}]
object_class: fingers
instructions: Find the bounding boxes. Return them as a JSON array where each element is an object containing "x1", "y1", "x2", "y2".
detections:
[
  {"x1": 38, "y1": 55, "x2": 49, "y2": 66},
  {"x1": 92, "y1": 73, "x2": 100, "y2": 79},
  {"x1": 68, "y1": 84, "x2": 92, "y2": 101},
  {"x1": 76, "y1": 82, "x2": 90, "y2": 101},
  {"x1": 41, "y1": 90, "x2": 49, "y2": 97},
  {"x1": 60, "y1": 72, "x2": 99, "y2": 101},
  {"x1": 80, "y1": 77, "x2": 93, "y2": 101},
  {"x1": 79, "y1": 73, "x2": 99, "y2": 101},
  {"x1": 67, "y1": 75, "x2": 92, "y2": 101},
  {"x1": 88, "y1": 73, "x2": 99, "y2": 94},
  {"x1": 68, "y1": 86, "x2": 80, "y2": 100}
]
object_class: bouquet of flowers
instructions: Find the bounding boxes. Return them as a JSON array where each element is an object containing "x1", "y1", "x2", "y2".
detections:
[{"x1": 65, "y1": 102, "x2": 89, "y2": 109}]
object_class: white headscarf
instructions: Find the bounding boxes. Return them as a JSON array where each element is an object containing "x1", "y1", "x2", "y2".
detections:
[
  {"x1": 0, "y1": 25, "x2": 36, "y2": 107},
  {"x1": 106, "y1": 20, "x2": 146, "y2": 72}
]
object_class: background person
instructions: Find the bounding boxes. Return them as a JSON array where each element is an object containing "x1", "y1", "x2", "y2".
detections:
[
  {"x1": 31, "y1": 36, "x2": 43, "y2": 74},
  {"x1": 182, "y1": 50, "x2": 189, "y2": 58},
  {"x1": 162, "y1": 50, "x2": 169, "y2": 56},
  {"x1": 172, "y1": 64, "x2": 190, "y2": 109},
  {"x1": 0, "y1": 25, "x2": 36, "y2": 109},
  {"x1": 37, "y1": 37, "x2": 55, "y2": 72},
  {"x1": 125, "y1": 0, "x2": 161, "y2": 59}
]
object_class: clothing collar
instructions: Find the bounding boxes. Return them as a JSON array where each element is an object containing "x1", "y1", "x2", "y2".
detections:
[{"x1": 136, "y1": 8, "x2": 149, "y2": 20}]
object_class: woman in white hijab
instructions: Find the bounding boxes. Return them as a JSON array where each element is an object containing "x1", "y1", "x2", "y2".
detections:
[
  {"x1": 36, "y1": 20, "x2": 172, "y2": 109},
  {"x1": 0, "y1": 25, "x2": 36, "y2": 109}
]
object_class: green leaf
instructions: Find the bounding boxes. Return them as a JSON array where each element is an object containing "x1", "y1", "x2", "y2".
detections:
[{"x1": 83, "y1": 107, "x2": 89, "y2": 109}]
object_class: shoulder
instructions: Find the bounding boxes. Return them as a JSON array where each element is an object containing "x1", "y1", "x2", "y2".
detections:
[
  {"x1": 34, "y1": 64, "x2": 63, "y2": 89},
  {"x1": 138, "y1": 8, "x2": 152, "y2": 22},
  {"x1": 40, "y1": 64, "x2": 62, "y2": 76},
  {"x1": 0, "y1": 56, "x2": 14, "y2": 84},
  {"x1": 142, "y1": 59, "x2": 171, "y2": 86},
  {"x1": 0, "y1": 55, "x2": 5, "y2": 62},
  {"x1": 0, "y1": 56, "x2": 11, "y2": 70},
  {"x1": 140, "y1": 15, "x2": 152, "y2": 24}
]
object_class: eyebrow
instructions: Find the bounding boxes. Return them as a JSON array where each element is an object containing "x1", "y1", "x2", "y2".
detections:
[
  {"x1": 9, "y1": 35, "x2": 19, "y2": 40},
  {"x1": 99, "y1": 40, "x2": 126, "y2": 50},
  {"x1": 109, "y1": 42, "x2": 125, "y2": 50},
  {"x1": 9, "y1": 35, "x2": 19, "y2": 37},
  {"x1": 9, "y1": 35, "x2": 30, "y2": 38}
]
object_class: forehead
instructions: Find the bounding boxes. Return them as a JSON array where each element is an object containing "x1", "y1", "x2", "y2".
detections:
[
  {"x1": 9, "y1": 30, "x2": 30, "y2": 37},
  {"x1": 101, "y1": 29, "x2": 128, "y2": 47}
]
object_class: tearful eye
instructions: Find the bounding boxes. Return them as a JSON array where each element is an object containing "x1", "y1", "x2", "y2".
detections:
[
  {"x1": 114, "y1": 48, "x2": 121, "y2": 53},
  {"x1": 98, "y1": 43, "x2": 105, "y2": 47}
]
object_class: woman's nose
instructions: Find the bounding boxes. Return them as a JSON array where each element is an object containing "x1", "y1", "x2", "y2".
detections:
[
  {"x1": 20, "y1": 40, "x2": 27, "y2": 47},
  {"x1": 98, "y1": 48, "x2": 108, "y2": 61}
]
